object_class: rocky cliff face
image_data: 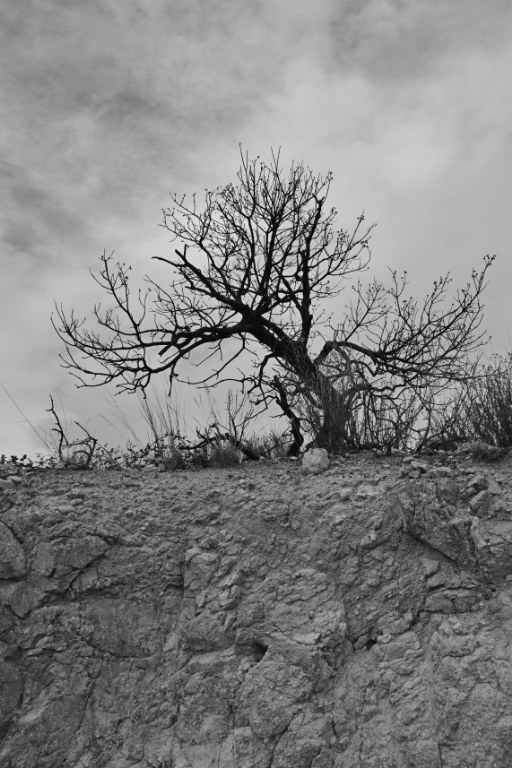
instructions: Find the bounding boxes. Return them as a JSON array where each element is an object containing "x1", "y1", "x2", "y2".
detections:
[{"x1": 2, "y1": 451, "x2": 512, "y2": 767}]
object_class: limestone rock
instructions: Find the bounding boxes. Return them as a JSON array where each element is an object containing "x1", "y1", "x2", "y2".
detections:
[
  {"x1": 0, "y1": 522, "x2": 26, "y2": 579},
  {"x1": 301, "y1": 448, "x2": 329, "y2": 475},
  {"x1": 2, "y1": 457, "x2": 512, "y2": 767},
  {"x1": 0, "y1": 662, "x2": 22, "y2": 739}
]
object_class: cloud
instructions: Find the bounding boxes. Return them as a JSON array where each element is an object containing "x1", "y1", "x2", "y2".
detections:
[{"x1": 1, "y1": 0, "x2": 511, "y2": 456}]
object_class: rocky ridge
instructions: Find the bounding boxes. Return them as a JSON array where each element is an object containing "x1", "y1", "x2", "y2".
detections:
[{"x1": 2, "y1": 449, "x2": 512, "y2": 767}]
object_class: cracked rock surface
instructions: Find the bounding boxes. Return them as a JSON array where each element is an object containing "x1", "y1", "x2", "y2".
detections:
[{"x1": 2, "y1": 451, "x2": 512, "y2": 767}]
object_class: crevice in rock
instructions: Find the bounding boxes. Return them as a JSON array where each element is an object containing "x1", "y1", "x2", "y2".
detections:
[
  {"x1": 364, "y1": 636, "x2": 377, "y2": 651},
  {"x1": 0, "y1": 520, "x2": 25, "y2": 547},
  {"x1": 250, "y1": 638, "x2": 268, "y2": 663},
  {"x1": 64, "y1": 555, "x2": 110, "y2": 595}
]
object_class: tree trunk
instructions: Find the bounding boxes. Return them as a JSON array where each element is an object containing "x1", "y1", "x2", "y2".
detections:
[{"x1": 279, "y1": 343, "x2": 352, "y2": 454}]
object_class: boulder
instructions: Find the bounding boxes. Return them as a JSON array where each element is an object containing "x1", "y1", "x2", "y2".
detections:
[{"x1": 301, "y1": 448, "x2": 329, "y2": 475}]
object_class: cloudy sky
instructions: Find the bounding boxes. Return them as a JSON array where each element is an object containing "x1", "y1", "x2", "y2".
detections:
[{"x1": 1, "y1": 0, "x2": 511, "y2": 458}]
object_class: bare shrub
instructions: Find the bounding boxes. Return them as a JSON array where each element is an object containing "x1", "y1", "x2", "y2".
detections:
[{"x1": 431, "y1": 353, "x2": 512, "y2": 450}]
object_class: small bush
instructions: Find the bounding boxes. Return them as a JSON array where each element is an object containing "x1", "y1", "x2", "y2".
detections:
[{"x1": 434, "y1": 353, "x2": 512, "y2": 449}]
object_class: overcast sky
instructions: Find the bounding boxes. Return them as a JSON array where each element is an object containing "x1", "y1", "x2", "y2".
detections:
[{"x1": 2, "y1": 0, "x2": 511, "y2": 458}]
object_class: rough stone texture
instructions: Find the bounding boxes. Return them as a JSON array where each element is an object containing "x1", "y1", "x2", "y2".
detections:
[
  {"x1": 0, "y1": 521, "x2": 27, "y2": 579},
  {"x1": 301, "y1": 448, "x2": 330, "y2": 475},
  {"x1": 2, "y1": 452, "x2": 512, "y2": 766}
]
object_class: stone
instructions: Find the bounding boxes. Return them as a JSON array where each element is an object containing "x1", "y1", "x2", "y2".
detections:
[
  {"x1": 410, "y1": 460, "x2": 428, "y2": 473},
  {"x1": 424, "y1": 593, "x2": 455, "y2": 613},
  {"x1": 469, "y1": 489, "x2": 490, "y2": 515},
  {"x1": 301, "y1": 448, "x2": 329, "y2": 475},
  {"x1": 0, "y1": 463, "x2": 20, "y2": 480},
  {"x1": 410, "y1": 739, "x2": 442, "y2": 768},
  {"x1": 0, "y1": 522, "x2": 26, "y2": 579},
  {"x1": 2, "y1": 459, "x2": 512, "y2": 766},
  {"x1": 0, "y1": 490, "x2": 12, "y2": 515},
  {"x1": 359, "y1": 529, "x2": 391, "y2": 550},
  {"x1": 392, "y1": 478, "x2": 480, "y2": 568},
  {"x1": 430, "y1": 466, "x2": 453, "y2": 478},
  {"x1": 467, "y1": 473, "x2": 488, "y2": 495},
  {"x1": 0, "y1": 662, "x2": 22, "y2": 738}
]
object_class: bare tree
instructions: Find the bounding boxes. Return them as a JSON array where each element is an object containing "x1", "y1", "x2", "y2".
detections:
[{"x1": 53, "y1": 149, "x2": 494, "y2": 454}]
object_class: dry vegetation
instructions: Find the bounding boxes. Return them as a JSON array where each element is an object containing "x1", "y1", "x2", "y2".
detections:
[
  {"x1": 3, "y1": 151, "x2": 506, "y2": 469},
  {"x1": 3, "y1": 351, "x2": 512, "y2": 470}
]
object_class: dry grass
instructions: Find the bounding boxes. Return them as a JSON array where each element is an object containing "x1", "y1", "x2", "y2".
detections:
[
  {"x1": 5, "y1": 352, "x2": 512, "y2": 468},
  {"x1": 1, "y1": 387, "x2": 291, "y2": 470},
  {"x1": 429, "y1": 353, "x2": 512, "y2": 452}
]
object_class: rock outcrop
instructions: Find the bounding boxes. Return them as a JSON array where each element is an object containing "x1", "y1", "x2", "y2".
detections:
[{"x1": 2, "y1": 451, "x2": 512, "y2": 767}]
